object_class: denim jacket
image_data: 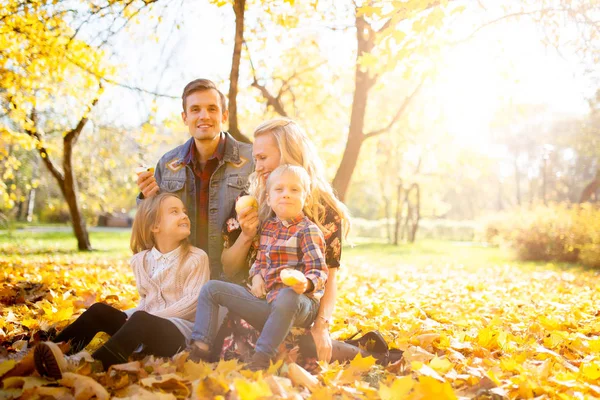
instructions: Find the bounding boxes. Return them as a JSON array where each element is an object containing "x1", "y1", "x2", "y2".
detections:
[{"x1": 138, "y1": 133, "x2": 254, "y2": 279}]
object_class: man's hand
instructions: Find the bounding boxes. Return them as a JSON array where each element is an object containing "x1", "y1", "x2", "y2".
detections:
[
  {"x1": 137, "y1": 170, "x2": 159, "y2": 199},
  {"x1": 250, "y1": 274, "x2": 266, "y2": 298},
  {"x1": 237, "y1": 206, "x2": 259, "y2": 239},
  {"x1": 311, "y1": 320, "x2": 333, "y2": 362}
]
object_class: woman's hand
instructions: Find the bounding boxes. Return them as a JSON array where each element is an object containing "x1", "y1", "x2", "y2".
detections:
[
  {"x1": 310, "y1": 320, "x2": 332, "y2": 362},
  {"x1": 237, "y1": 206, "x2": 259, "y2": 240},
  {"x1": 250, "y1": 274, "x2": 266, "y2": 298}
]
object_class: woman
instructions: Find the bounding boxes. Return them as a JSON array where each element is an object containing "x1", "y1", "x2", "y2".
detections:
[{"x1": 194, "y1": 118, "x2": 397, "y2": 369}]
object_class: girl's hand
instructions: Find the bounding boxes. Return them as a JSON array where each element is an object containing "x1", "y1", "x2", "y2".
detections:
[
  {"x1": 238, "y1": 206, "x2": 259, "y2": 239},
  {"x1": 250, "y1": 274, "x2": 266, "y2": 298}
]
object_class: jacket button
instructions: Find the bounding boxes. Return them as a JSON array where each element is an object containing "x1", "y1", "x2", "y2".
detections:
[{"x1": 210, "y1": 208, "x2": 217, "y2": 214}]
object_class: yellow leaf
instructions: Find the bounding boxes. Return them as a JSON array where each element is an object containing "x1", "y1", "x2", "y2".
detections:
[
  {"x1": 378, "y1": 376, "x2": 414, "y2": 400},
  {"x1": 429, "y1": 356, "x2": 453, "y2": 374},
  {"x1": 0, "y1": 360, "x2": 16, "y2": 377},
  {"x1": 415, "y1": 376, "x2": 457, "y2": 400},
  {"x1": 233, "y1": 378, "x2": 272, "y2": 400},
  {"x1": 214, "y1": 358, "x2": 242, "y2": 375},
  {"x1": 197, "y1": 376, "x2": 229, "y2": 398},
  {"x1": 580, "y1": 361, "x2": 600, "y2": 381},
  {"x1": 3, "y1": 376, "x2": 53, "y2": 390},
  {"x1": 339, "y1": 354, "x2": 377, "y2": 383},
  {"x1": 60, "y1": 372, "x2": 109, "y2": 400}
]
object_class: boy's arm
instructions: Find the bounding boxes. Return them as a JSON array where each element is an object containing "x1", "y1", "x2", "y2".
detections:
[{"x1": 299, "y1": 225, "x2": 328, "y2": 293}]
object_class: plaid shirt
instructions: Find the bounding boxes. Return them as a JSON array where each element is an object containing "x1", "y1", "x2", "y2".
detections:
[
  {"x1": 183, "y1": 133, "x2": 226, "y2": 253},
  {"x1": 249, "y1": 214, "x2": 327, "y2": 303}
]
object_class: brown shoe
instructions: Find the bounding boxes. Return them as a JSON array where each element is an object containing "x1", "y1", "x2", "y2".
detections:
[
  {"x1": 34, "y1": 342, "x2": 68, "y2": 380},
  {"x1": 187, "y1": 344, "x2": 212, "y2": 363},
  {"x1": 247, "y1": 351, "x2": 271, "y2": 371}
]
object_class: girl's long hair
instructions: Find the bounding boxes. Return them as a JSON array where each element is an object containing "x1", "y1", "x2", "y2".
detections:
[
  {"x1": 130, "y1": 193, "x2": 191, "y2": 265},
  {"x1": 249, "y1": 118, "x2": 351, "y2": 237}
]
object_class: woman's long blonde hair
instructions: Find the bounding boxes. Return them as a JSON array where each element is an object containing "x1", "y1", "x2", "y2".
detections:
[
  {"x1": 249, "y1": 118, "x2": 351, "y2": 237},
  {"x1": 130, "y1": 193, "x2": 191, "y2": 264}
]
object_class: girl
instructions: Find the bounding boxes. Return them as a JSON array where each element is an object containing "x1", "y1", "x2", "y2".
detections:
[{"x1": 34, "y1": 193, "x2": 210, "y2": 379}]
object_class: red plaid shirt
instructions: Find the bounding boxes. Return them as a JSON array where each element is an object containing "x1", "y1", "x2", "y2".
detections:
[
  {"x1": 249, "y1": 214, "x2": 328, "y2": 303},
  {"x1": 183, "y1": 133, "x2": 226, "y2": 252}
]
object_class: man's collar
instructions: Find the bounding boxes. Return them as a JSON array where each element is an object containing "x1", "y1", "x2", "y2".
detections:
[{"x1": 183, "y1": 132, "x2": 226, "y2": 165}]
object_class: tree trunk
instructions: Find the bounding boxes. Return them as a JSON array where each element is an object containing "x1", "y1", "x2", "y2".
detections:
[
  {"x1": 227, "y1": 0, "x2": 251, "y2": 144},
  {"x1": 580, "y1": 168, "x2": 600, "y2": 203},
  {"x1": 26, "y1": 93, "x2": 99, "y2": 251},
  {"x1": 60, "y1": 175, "x2": 91, "y2": 251},
  {"x1": 408, "y1": 183, "x2": 420, "y2": 243},
  {"x1": 62, "y1": 130, "x2": 92, "y2": 250},
  {"x1": 332, "y1": 14, "x2": 375, "y2": 201},
  {"x1": 393, "y1": 180, "x2": 404, "y2": 245},
  {"x1": 514, "y1": 154, "x2": 521, "y2": 206},
  {"x1": 378, "y1": 178, "x2": 392, "y2": 243}
]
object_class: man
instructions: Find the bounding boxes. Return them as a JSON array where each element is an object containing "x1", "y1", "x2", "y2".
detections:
[{"x1": 137, "y1": 79, "x2": 253, "y2": 279}]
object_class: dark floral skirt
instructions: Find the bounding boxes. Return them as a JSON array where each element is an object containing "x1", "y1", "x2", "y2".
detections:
[{"x1": 216, "y1": 314, "x2": 319, "y2": 373}]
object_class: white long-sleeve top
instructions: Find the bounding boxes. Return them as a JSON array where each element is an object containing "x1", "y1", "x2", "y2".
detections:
[{"x1": 124, "y1": 245, "x2": 209, "y2": 340}]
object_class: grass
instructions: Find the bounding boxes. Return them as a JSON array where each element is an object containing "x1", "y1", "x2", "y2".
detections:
[
  {"x1": 1, "y1": 227, "x2": 585, "y2": 272},
  {"x1": 0, "y1": 228, "x2": 132, "y2": 262}
]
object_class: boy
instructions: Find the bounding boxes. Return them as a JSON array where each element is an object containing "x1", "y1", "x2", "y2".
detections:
[{"x1": 189, "y1": 164, "x2": 328, "y2": 370}]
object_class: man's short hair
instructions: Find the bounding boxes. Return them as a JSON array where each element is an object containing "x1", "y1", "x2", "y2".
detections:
[{"x1": 181, "y1": 79, "x2": 228, "y2": 113}]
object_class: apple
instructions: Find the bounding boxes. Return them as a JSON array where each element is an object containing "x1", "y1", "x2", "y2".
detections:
[
  {"x1": 235, "y1": 195, "x2": 258, "y2": 214},
  {"x1": 135, "y1": 166, "x2": 155, "y2": 175},
  {"x1": 280, "y1": 268, "x2": 307, "y2": 286}
]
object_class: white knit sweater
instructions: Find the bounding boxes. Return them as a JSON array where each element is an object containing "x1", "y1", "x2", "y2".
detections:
[{"x1": 125, "y1": 246, "x2": 209, "y2": 339}]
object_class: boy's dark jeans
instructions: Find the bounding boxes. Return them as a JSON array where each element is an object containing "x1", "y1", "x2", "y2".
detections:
[{"x1": 191, "y1": 280, "x2": 319, "y2": 358}]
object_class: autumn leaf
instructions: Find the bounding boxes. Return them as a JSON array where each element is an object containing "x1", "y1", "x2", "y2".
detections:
[
  {"x1": 233, "y1": 378, "x2": 272, "y2": 400},
  {"x1": 378, "y1": 376, "x2": 414, "y2": 400},
  {"x1": 338, "y1": 354, "x2": 377, "y2": 383}
]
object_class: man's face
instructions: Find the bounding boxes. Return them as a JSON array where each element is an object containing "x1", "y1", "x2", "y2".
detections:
[{"x1": 181, "y1": 89, "x2": 228, "y2": 143}]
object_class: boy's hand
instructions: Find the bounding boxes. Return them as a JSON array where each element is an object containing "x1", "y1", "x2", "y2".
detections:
[
  {"x1": 250, "y1": 274, "x2": 266, "y2": 298},
  {"x1": 290, "y1": 279, "x2": 309, "y2": 295}
]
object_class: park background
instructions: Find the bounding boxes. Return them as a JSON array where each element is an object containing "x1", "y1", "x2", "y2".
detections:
[{"x1": 1, "y1": 0, "x2": 600, "y2": 399}]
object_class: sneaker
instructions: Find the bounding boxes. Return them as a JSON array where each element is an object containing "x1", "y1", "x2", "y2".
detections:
[
  {"x1": 34, "y1": 342, "x2": 68, "y2": 380},
  {"x1": 247, "y1": 351, "x2": 271, "y2": 371}
]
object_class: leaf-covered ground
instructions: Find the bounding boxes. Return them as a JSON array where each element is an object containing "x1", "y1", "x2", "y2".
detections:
[{"x1": 1, "y1": 233, "x2": 600, "y2": 399}]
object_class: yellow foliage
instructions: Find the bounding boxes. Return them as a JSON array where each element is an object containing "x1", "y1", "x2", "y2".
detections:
[{"x1": 2, "y1": 240, "x2": 600, "y2": 399}]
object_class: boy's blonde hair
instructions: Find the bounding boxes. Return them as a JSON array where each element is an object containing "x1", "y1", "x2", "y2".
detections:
[
  {"x1": 130, "y1": 193, "x2": 191, "y2": 264},
  {"x1": 249, "y1": 118, "x2": 351, "y2": 237}
]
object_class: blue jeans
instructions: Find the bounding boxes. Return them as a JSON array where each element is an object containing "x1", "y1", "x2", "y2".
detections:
[{"x1": 191, "y1": 280, "x2": 319, "y2": 358}]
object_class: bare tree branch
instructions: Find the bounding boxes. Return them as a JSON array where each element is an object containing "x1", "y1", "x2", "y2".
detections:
[
  {"x1": 17, "y1": 100, "x2": 65, "y2": 183},
  {"x1": 245, "y1": 40, "x2": 289, "y2": 117},
  {"x1": 251, "y1": 80, "x2": 289, "y2": 117},
  {"x1": 447, "y1": 8, "x2": 570, "y2": 46},
  {"x1": 363, "y1": 78, "x2": 425, "y2": 140},
  {"x1": 64, "y1": 54, "x2": 178, "y2": 99},
  {"x1": 64, "y1": 83, "x2": 102, "y2": 145}
]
